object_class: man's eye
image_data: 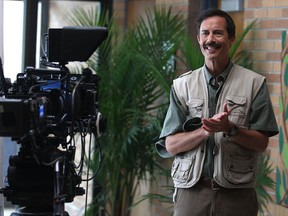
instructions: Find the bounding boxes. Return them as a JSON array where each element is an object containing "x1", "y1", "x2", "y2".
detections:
[{"x1": 215, "y1": 31, "x2": 224, "y2": 36}]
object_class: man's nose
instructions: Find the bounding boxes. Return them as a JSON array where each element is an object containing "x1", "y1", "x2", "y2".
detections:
[{"x1": 207, "y1": 33, "x2": 216, "y2": 43}]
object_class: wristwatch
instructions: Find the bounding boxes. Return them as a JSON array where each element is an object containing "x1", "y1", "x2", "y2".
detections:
[{"x1": 225, "y1": 124, "x2": 239, "y2": 137}]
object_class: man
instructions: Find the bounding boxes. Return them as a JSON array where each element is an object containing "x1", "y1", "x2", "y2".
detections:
[{"x1": 156, "y1": 8, "x2": 278, "y2": 216}]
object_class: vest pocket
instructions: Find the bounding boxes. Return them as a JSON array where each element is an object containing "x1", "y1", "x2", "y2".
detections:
[
  {"x1": 186, "y1": 98, "x2": 204, "y2": 118},
  {"x1": 171, "y1": 154, "x2": 196, "y2": 183},
  {"x1": 226, "y1": 95, "x2": 246, "y2": 123},
  {"x1": 224, "y1": 153, "x2": 256, "y2": 184}
]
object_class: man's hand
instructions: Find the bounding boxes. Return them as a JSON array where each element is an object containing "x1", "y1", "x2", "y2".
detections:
[{"x1": 201, "y1": 103, "x2": 237, "y2": 133}]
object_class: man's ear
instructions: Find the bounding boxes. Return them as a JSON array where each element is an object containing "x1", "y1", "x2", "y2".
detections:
[
  {"x1": 229, "y1": 37, "x2": 235, "y2": 48},
  {"x1": 197, "y1": 35, "x2": 200, "y2": 44}
]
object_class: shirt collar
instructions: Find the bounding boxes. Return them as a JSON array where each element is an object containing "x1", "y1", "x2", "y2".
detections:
[{"x1": 204, "y1": 61, "x2": 234, "y2": 85}]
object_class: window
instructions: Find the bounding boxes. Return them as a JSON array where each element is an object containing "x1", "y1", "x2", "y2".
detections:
[{"x1": 3, "y1": 0, "x2": 24, "y2": 81}]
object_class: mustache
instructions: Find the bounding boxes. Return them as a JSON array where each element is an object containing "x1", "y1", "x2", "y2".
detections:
[{"x1": 203, "y1": 41, "x2": 221, "y2": 49}]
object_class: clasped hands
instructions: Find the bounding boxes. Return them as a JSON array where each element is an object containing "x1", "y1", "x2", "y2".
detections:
[{"x1": 201, "y1": 103, "x2": 236, "y2": 135}]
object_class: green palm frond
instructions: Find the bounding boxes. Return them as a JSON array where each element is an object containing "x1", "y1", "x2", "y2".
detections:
[
  {"x1": 180, "y1": 35, "x2": 204, "y2": 70},
  {"x1": 256, "y1": 152, "x2": 275, "y2": 216}
]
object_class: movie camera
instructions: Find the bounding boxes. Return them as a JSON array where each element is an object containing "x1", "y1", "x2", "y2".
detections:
[{"x1": 0, "y1": 26, "x2": 108, "y2": 216}]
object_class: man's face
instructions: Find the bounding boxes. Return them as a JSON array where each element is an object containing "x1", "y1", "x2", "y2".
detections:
[{"x1": 197, "y1": 16, "x2": 234, "y2": 62}]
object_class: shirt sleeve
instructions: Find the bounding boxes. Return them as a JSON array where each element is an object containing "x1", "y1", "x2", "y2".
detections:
[
  {"x1": 159, "y1": 86, "x2": 187, "y2": 138},
  {"x1": 249, "y1": 81, "x2": 279, "y2": 137},
  {"x1": 155, "y1": 87, "x2": 187, "y2": 158}
]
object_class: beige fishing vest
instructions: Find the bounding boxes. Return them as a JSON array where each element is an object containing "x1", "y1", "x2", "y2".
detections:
[{"x1": 171, "y1": 64, "x2": 265, "y2": 188}]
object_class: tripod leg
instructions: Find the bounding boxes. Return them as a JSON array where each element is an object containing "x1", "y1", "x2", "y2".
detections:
[{"x1": 53, "y1": 160, "x2": 65, "y2": 215}]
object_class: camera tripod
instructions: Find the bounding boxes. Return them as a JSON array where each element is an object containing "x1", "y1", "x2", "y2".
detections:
[{"x1": 1, "y1": 154, "x2": 83, "y2": 216}]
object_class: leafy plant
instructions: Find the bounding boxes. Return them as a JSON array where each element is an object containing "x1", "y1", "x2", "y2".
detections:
[
  {"x1": 256, "y1": 152, "x2": 275, "y2": 215},
  {"x1": 67, "y1": 6, "x2": 186, "y2": 216}
]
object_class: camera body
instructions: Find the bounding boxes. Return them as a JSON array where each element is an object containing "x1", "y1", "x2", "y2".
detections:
[{"x1": 0, "y1": 67, "x2": 104, "y2": 139}]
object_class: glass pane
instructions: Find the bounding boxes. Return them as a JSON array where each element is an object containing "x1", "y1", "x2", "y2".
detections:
[
  {"x1": 49, "y1": 1, "x2": 100, "y2": 27},
  {"x1": 3, "y1": 0, "x2": 24, "y2": 81}
]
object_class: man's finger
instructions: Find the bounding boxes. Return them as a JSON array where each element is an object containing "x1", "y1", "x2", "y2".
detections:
[{"x1": 227, "y1": 104, "x2": 239, "y2": 115}]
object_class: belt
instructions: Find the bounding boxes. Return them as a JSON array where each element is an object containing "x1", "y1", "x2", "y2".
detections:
[{"x1": 198, "y1": 177, "x2": 224, "y2": 190}]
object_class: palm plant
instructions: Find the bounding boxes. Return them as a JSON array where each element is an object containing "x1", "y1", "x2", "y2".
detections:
[
  {"x1": 256, "y1": 151, "x2": 275, "y2": 215},
  {"x1": 67, "y1": 6, "x2": 186, "y2": 216}
]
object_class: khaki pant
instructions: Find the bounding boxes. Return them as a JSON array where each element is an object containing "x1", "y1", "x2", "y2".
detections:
[{"x1": 173, "y1": 184, "x2": 258, "y2": 216}]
